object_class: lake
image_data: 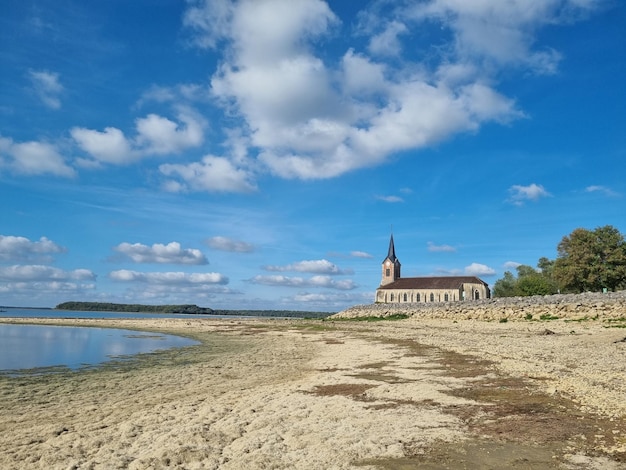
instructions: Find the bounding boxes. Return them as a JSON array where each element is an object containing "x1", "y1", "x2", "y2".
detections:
[
  {"x1": 0, "y1": 323, "x2": 198, "y2": 375},
  {"x1": 0, "y1": 307, "x2": 232, "y2": 320}
]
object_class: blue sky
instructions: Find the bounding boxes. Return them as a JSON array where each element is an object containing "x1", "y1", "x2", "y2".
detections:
[{"x1": 1, "y1": 0, "x2": 624, "y2": 311}]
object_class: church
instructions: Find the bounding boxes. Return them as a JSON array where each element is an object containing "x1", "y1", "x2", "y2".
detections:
[{"x1": 375, "y1": 234, "x2": 490, "y2": 304}]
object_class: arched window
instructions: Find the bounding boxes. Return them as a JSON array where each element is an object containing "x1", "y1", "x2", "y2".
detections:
[
  {"x1": 390, "y1": 293, "x2": 394, "y2": 302},
  {"x1": 416, "y1": 293, "x2": 420, "y2": 302},
  {"x1": 403, "y1": 293, "x2": 407, "y2": 302},
  {"x1": 386, "y1": 268, "x2": 390, "y2": 277},
  {"x1": 444, "y1": 293, "x2": 449, "y2": 302},
  {"x1": 429, "y1": 293, "x2": 434, "y2": 302},
  {"x1": 474, "y1": 290, "x2": 480, "y2": 300}
]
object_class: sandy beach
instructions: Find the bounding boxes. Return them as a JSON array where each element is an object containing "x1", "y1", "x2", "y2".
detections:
[{"x1": 0, "y1": 316, "x2": 625, "y2": 469}]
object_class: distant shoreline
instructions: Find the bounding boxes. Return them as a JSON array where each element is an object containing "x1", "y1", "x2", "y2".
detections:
[{"x1": 54, "y1": 301, "x2": 332, "y2": 319}]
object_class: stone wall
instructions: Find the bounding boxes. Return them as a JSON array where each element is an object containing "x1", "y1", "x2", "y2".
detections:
[{"x1": 333, "y1": 291, "x2": 626, "y2": 321}]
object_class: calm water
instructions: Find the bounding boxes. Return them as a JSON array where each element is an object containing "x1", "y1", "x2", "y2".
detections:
[
  {"x1": 0, "y1": 307, "x2": 230, "y2": 320},
  {"x1": 0, "y1": 324, "x2": 198, "y2": 374}
]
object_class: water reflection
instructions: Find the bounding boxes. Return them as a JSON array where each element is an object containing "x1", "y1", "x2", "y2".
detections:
[{"x1": 0, "y1": 324, "x2": 198, "y2": 373}]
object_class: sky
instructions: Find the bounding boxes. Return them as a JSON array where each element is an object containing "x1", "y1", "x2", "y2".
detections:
[{"x1": 0, "y1": 0, "x2": 624, "y2": 312}]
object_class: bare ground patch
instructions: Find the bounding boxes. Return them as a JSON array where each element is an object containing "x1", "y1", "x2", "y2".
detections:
[{"x1": 351, "y1": 330, "x2": 626, "y2": 469}]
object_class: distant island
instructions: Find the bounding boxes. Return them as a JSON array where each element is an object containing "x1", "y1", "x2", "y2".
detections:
[{"x1": 55, "y1": 302, "x2": 331, "y2": 319}]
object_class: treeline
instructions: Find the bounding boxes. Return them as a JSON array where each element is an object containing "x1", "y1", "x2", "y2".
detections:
[
  {"x1": 55, "y1": 302, "x2": 331, "y2": 318},
  {"x1": 56, "y1": 302, "x2": 214, "y2": 314},
  {"x1": 494, "y1": 225, "x2": 626, "y2": 297}
]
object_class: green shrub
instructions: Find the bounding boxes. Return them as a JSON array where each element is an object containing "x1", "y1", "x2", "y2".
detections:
[{"x1": 539, "y1": 313, "x2": 560, "y2": 321}]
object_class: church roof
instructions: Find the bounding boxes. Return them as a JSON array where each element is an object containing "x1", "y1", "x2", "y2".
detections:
[
  {"x1": 383, "y1": 234, "x2": 398, "y2": 263},
  {"x1": 378, "y1": 276, "x2": 488, "y2": 290}
]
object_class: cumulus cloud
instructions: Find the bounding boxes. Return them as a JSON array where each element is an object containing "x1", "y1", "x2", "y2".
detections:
[
  {"x1": 109, "y1": 269, "x2": 228, "y2": 285},
  {"x1": 135, "y1": 113, "x2": 204, "y2": 155},
  {"x1": 464, "y1": 263, "x2": 496, "y2": 276},
  {"x1": 0, "y1": 265, "x2": 95, "y2": 281},
  {"x1": 427, "y1": 242, "x2": 456, "y2": 253},
  {"x1": 176, "y1": 0, "x2": 563, "y2": 185},
  {"x1": 287, "y1": 291, "x2": 374, "y2": 308},
  {"x1": 113, "y1": 242, "x2": 208, "y2": 265},
  {"x1": 368, "y1": 20, "x2": 408, "y2": 57},
  {"x1": 405, "y1": 0, "x2": 592, "y2": 74},
  {"x1": 263, "y1": 259, "x2": 352, "y2": 275},
  {"x1": 0, "y1": 280, "x2": 96, "y2": 298},
  {"x1": 206, "y1": 236, "x2": 255, "y2": 253},
  {"x1": 159, "y1": 155, "x2": 256, "y2": 193},
  {"x1": 250, "y1": 274, "x2": 357, "y2": 290},
  {"x1": 0, "y1": 235, "x2": 66, "y2": 262},
  {"x1": 28, "y1": 70, "x2": 63, "y2": 109},
  {"x1": 71, "y1": 111, "x2": 204, "y2": 165},
  {"x1": 3, "y1": 1, "x2": 603, "y2": 191},
  {"x1": 0, "y1": 136, "x2": 75, "y2": 177},
  {"x1": 507, "y1": 183, "x2": 551, "y2": 205},
  {"x1": 70, "y1": 127, "x2": 136, "y2": 164}
]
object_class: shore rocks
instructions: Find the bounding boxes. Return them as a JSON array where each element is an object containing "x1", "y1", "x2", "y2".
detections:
[{"x1": 333, "y1": 291, "x2": 626, "y2": 321}]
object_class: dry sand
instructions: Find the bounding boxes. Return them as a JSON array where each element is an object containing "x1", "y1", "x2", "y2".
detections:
[{"x1": 0, "y1": 316, "x2": 625, "y2": 469}]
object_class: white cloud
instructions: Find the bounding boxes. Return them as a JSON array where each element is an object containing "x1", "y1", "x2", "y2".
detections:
[
  {"x1": 183, "y1": 0, "x2": 234, "y2": 49},
  {"x1": 0, "y1": 137, "x2": 75, "y2": 177},
  {"x1": 112, "y1": 283, "x2": 236, "y2": 303},
  {"x1": 71, "y1": 126, "x2": 136, "y2": 164},
  {"x1": 407, "y1": 0, "x2": 597, "y2": 74},
  {"x1": 206, "y1": 236, "x2": 255, "y2": 253},
  {"x1": 113, "y1": 242, "x2": 208, "y2": 265},
  {"x1": 288, "y1": 291, "x2": 373, "y2": 307},
  {"x1": 504, "y1": 261, "x2": 522, "y2": 270},
  {"x1": 109, "y1": 269, "x2": 228, "y2": 285},
  {"x1": 350, "y1": 251, "x2": 373, "y2": 259},
  {"x1": 368, "y1": 20, "x2": 408, "y2": 57},
  {"x1": 464, "y1": 263, "x2": 496, "y2": 276},
  {"x1": 427, "y1": 242, "x2": 456, "y2": 253},
  {"x1": 341, "y1": 49, "x2": 387, "y2": 95},
  {"x1": 28, "y1": 70, "x2": 63, "y2": 109},
  {"x1": 376, "y1": 195, "x2": 404, "y2": 203},
  {"x1": 0, "y1": 235, "x2": 66, "y2": 262},
  {"x1": 71, "y1": 112, "x2": 204, "y2": 165},
  {"x1": 585, "y1": 185, "x2": 620, "y2": 198},
  {"x1": 172, "y1": 0, "x2": 606, "y2": 186},
  {"x1": 135, "y1": 113, "x2": 204, "y2": 155},
  {"x1": 507, "y1": 183, "x2": 551, "y2": 205},
  {"x1": 0, "y1": 265, "x2": 95, "y2": 282},
  {"x1": 263, "y1": 259, "x2": 352, "y2": 275},
  {"x1": 159, "y1": 155, "x2": 257, "y2": 193},
  {"x1": 250, "y1": 274, "x2": 357, "y2": 290}
]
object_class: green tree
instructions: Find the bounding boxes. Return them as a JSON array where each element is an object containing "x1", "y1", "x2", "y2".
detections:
[
  {"x1": 493, "y1": 263, "x2": 559, "y2": 297},
  {"x1": 493, "y1": 271, "x2": 518, "y2": 297},
  {"x1": 553, "y1": 225, "x2": 626, "y2": 292},
  {"x1": 516, "y1": 273, "x2": 558, "y2": 296}
]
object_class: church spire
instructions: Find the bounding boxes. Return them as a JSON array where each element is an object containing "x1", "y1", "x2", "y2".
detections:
[
  {"x1": 381, "y1": 232, "x2": 401, "y2": 286},
  {"x1": 386, "y1": 233, "x2": 397, "y2": 263}
]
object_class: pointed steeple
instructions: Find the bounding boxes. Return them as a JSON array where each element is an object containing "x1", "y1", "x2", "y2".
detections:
[
  {"x1": 381, "y1": 232, "x2": 401, "y2": 286},
  {"x1": 385, "y1": 233, "x2": 397, "y2": 263}
]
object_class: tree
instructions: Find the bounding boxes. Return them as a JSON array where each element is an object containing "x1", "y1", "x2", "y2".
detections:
[
  {"x1": 493, "y1": 271, "x2": 517, "y2": 297},
  {"x1": 553, "y1": 225, "x2": 626, "y2": 292},
  {"x1": 492, "y1": 264, "x2": 559, "y2": 297},
  {"x1": 516, "y1": 273, "x2": 558, "y2": 296}
]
